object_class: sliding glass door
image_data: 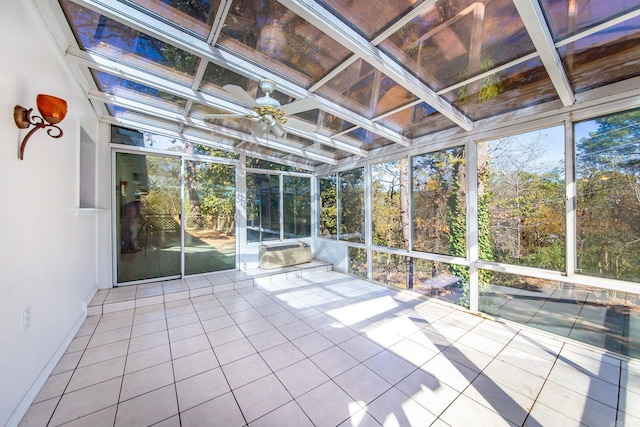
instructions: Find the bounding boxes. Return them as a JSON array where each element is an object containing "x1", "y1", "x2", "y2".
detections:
[{"x1": 115, "y1": 152, "x2": 236, "y2": 284}]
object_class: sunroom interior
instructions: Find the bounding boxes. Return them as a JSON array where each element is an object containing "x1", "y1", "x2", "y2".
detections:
[{"x1": 3, "y1": 0, "x2": 640, "y2": 426}]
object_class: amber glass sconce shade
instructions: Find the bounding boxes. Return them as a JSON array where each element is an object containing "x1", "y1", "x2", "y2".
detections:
[{"x1": 14, "y1": 94, "x2": 67, "y2": 160}]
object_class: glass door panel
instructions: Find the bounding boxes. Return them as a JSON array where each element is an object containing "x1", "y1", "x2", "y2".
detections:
[
  {"x1": 116, "y1": 152, "x2": 181, "y2": 283},
  {"x1": 184, "y1": 160, "x2": 236, "y2": 275}
]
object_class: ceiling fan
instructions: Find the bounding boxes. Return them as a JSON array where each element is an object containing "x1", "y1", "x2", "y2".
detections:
[{"x1": 203, "y1": 79, "x2": 320, "y2": 138}]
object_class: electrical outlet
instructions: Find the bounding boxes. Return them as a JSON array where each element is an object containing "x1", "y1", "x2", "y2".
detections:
[{"x1": 23, "y1": 307, "x2": 31, "y2": 331}]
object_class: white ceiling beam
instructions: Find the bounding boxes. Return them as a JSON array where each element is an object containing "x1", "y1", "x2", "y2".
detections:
[
  {"x1": 513, "y1": 0, "x2": 575, "y2": 107},
  {"x1": 278, "y1": 0, "x2": 474, "y2": 131},
  {"x1": 207, "y1": 0, "x2": 233, "y2": 45},
  {"x1": 89, "y1": 91, "x2": 339, "y2": 165}
]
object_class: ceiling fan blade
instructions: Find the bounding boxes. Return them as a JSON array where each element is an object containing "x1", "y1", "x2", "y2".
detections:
[
  {"x1": 202, "y1": 113, "x2": 248, "y2": 119},
  {"x1": 284, "y1": 117, "x2": 317, "y2": 133},
  {"x1": 280, "y1": 97, "x2": 320, "y2": 115},
  {"x1": 223, "y1": 84, "x2": 258, "y2": 107}
]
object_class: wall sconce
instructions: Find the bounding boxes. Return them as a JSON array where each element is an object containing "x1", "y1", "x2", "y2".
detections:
[{"x1": 14, "y1": 94, "x2": 67, "y2": 160}]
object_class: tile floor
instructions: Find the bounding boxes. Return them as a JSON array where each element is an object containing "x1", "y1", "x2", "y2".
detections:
[{"x1": 20, "y1": 270, "x2": 640, "y2": 426}]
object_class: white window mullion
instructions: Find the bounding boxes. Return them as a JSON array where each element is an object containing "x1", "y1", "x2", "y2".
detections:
[
  {"x1": 467, "y1": 138, "x2": 479, "y2": 313},
  {"x1": 565, "y1": 121, "x2": 576, "y2": 276}
]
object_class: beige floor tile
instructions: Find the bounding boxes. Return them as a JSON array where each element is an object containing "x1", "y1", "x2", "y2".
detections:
[
  {"x1": 58, "y1": 405, "x2": 116, "y2": 427},
  {"x1": 334, "y1": 364, "x2": 392, "y2": 406},
  {"x1": 125, "y1": 343, "x2": 171, "y2": 374},
  {"x1": 67, "y1": 356, "x2": 125, "y2": 392},
  {"x1": 395, "y1": 368, "x2": 459, "y2": 417},
  {"x1": 49, "y1": 378, "x2": 121, "y2": 426},
  {"x1": 464, "y1": 374, "x2": 535, "y2": 426},
  {"x1": 222, "y1": 353, "x2": 271, "y2": 389},
  {"x1": 440, "y1": 394, "x2": 515, "y2": 427},
  {"x1": 234, "y1": 374, "x2": 293, "y2": 423},
  {"x1": 78, "y1": 341, "x2": 129, "y2": 368},
  {"x1": 175, "y1": 368, "x2": 230, "y2": 411},
  {"x1": 366, "y1": 386, "x2": 438, "y2": 427},
  {"x1": 276, "y1": 358, "x2": 330, "y2": 398},
  {"x1": 33, "y1": 370, "x2": 73, "y2": 403},
  {"x1": 120, "y1": 361, "x2": 174, "y2": 401},
  {"x1": 181, "y1": 391, "x2": 245, "y2": 427},
  {"x1": 214, "y1": 338, "x2": 256, "y2": 365},
  {"x1": 19, "y1": 397, "x2": 59, "y2": 426},
  {"x1": 311, "y1": 345, "x2": 359, "y2": 378},
  {"x1": 173, "y1": 348, "x2": 219, "y2": 381},
  {"x1": 249, "y1": 400, "x2": 314, "y2": 427},
  {"x1": 170, "y1": 334, "x2": 211, "y2": 359},
  {"x1": 115, "y1": 385, "x2": 178, "y2": 426},
  {"x1": 363, "y1": 350, "x2": 417, "y2": 385},
  {"x1": 128, "y1": 330, "x2": 169, "y2": 354},
  {"x1": 260, "y1": 342, "x2": 306, "y2": 372}
]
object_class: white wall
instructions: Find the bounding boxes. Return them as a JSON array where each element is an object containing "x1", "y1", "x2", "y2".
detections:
[
  {"x1": 314, "y1": 239, "x2": 349, "y2": 273},
  {"x1": 0, "y1": 3, "x2": 103, "y2": 425}
]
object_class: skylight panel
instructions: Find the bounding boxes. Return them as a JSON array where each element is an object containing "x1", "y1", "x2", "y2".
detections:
[
  {"x1": 217, "y1": 0, "x2": 352, "y2": 87},
  {"x1": 317, "y1": 0, "x2": 426, "y2": 40},
  {"x1": 558, "y1": 15, "x2": 640, "y2": 93},
  {"x1": 539, "y1": 0, "x2": 640, "y2": 41},
  {"x1": 92, "y1": 70, "x2": 187, "y2": 112},
  {"x1": 61, "y1": 0, "x2": 200, "y2": 85},
  {"x1": 440, "y1": 57, "x2": 561, "y2": 120},
  {"x1": 316, "y1": 58, "x2": 417, "y2": 119},
  {"x1": 379, "y1": 0, "x2": 535, "y2": 92},
  {"x1": 376, "y1": 102, "x2": 457, "y2": 138},
  {"x1": 118, "y1": 0, "x2": 221, "y2": 39}
]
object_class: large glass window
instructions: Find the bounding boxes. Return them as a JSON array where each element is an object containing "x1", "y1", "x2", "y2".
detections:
[
  {"x1": 372, "y1": 160, "x2": 409, "y2": 249},
  {"x1": 479, "y1": 126, "x2": 565, "y2": 270},
  {"x1": 283, "y1": 176, "x2": 311, "y2": 238},
  {"x1": 339, "y1": 168, "x2": 366, "y2": 243},
  {"x1": 479, "y1": 270, "x2": 640, "y2": 358},
  {"x1": 575, "y1": 109, "x2": 640, "y2": 282},
  {"x1": 319, "y1": 176, "x2": 338, "y2": 239},
  {"x1": 412, "y1": 147, "x2": 466, "y2": 255},
  {"x1": 247, "y1": 173, "x2": 280, "y2": 242}
]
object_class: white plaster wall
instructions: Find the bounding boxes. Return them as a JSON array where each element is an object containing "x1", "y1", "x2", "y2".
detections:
[
  {"x1": 0, "y1": 3, "x2": 103, "y2": 425},
  {"x1": 314, "y1": 239, "x2": 349, "y2": 273}
]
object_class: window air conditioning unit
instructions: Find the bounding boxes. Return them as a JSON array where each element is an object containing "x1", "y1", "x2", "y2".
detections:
[{"x1": 259, "y1": 242, "x2": 311, "y2": 269}]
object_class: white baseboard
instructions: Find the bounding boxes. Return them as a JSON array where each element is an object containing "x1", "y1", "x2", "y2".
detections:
[{"x1": 5, "y1": 286, "x2": 96, "y2": 427}]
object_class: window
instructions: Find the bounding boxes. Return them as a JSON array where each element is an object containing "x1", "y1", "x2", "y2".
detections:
[
  {"x1": 480, "y1": 126, "x2": 565, "y2": 270},
  {"x1": 319, "y1": 175, "x2": 338, "y2": 239},
  {"x1": 575, "y1": 109, "x2": 640, "y2": 282},
  {"x1": 412, "y1": 147, "x2": 466, "y2": 255},
  {"x1": 283, "y1": 176, "x2": 311, "y2": 238},
  {"x1": 372, "y1": 159, "x2": 409, "y2": 249},
  {"x1": 247, "y1": 173, "x2": 280, "y2": 242},
  {"x1": 339, "y1": 168, "x2": 365, "y2": 243}
]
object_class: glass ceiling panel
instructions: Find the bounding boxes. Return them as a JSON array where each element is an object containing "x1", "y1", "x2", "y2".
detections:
[
  {"x1": 191, "y1": 104, "x2": 254, "y2": 134},
  {"x1": 376, "y1": 102, "x2": 456, "y2": 138},
  {"x1": 92, "y1": 70, "x2": 187, "y2": 112},
  {"x1": 380, "y1": 0, "x2": 535, "y2": 91},
  {"x1": 441, "y1": 57, "x2": 560, "y2": 120},
  {"x1": 293, "y1": 110, "x2": 355, "y2": 137},
  {"x1": 61, "y1": 0, "x2": 200, "y2": 85},
  {"x1": 340, "y1": 128, "x2": 395, "y2": 150},
  {"x1": 200, "y1": 62, "x2": 251, "y2": 93},
  {"x1": 317, "y1": 59, "x2": 416, "y2": 118},
  {"x1": 217, "y1": 0, "x2": 352, "y2": 87},
  {"x1": 318, "y1": 0, "x2": 425, "y2": 40},
  {"x1": 119, "y1": 0, "x2": 220, "y2": 39},
  {"x1": 558, "y1": 15, "x2": 640, "y2": 93},
  {"x1": 540, "y1": 0, "x2": 640, "y2": 41}
]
